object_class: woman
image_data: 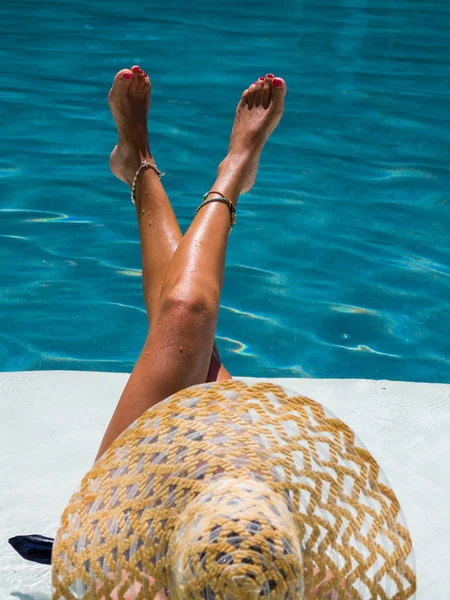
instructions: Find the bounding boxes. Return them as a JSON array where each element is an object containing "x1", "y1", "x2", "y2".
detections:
[
  {"x1": 95, "y1": 66, "x2": 286, "y2": 463},
  {"x1": 87, "y1": 67, "x2": 288, "y2": 598},
  {"x1": 12, "y1": 67, "x2": 415, "y2": 599}
]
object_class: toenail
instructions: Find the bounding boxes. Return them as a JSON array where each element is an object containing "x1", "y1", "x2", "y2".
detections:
[
  {"x1": 266, "y1": 73, "x2": 274, "y2": 78},
  {"x1": 131, "y1": 66, "x2": 140, "y2": 72},
  {"x1": 138, "y1": 68, "x2": 144, "y2": 74},
  {"x1": 122, "y1": 72, "x2": 132, "y2": 79},
  {"x1": 273, "y1": 78, "x2": 283, "y2": 88},
  {"x1": 259, "y1": 76, "x2": 265, "y2": 81},
  {"x1": 144, "y1": 73, "x2": 148, "y2": 78}
]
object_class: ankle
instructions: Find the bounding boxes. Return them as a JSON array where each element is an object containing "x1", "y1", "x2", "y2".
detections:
[
  {"x1": 219, "y1": 153, "x2": 251, "y2": 174},
  {"x1": 214, "y1": 155, "x2": 251, "y2": 198},
  {"x1": 124, "y1": 150, "x2": 153, "y2": 187}
]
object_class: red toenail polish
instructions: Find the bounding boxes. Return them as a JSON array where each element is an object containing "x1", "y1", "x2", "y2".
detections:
[
  {"x1": 131, "y1": 66, "x2": 140, "y2": 72},
  {"x1": 253, "y1": 81, "x2": 258, "y2": 85},
  {"x1": 144, "y1": 73, "x2": 148, "y2": 78},
  {"x1": 273, "y1": 78, "x2": 283, "y2": 88},
  {"x1": 267, "y1": 73, "x2": 274, "y2": 78},
  {"x1": 122, "y1": 72, "x2": 132, "y2": 79},
  {"x1": 138, "y1": 68, "x2": 144, "y2": 74},
  {"x1": 259, "y1": 76, "x2": 265, "y2": 81}
]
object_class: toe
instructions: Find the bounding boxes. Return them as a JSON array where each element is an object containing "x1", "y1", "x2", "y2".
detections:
[
  {"x1": 270, "y1": 77, "x2": 287, "y2": 109},
  {"x1": 262, "y1": 75, "x2": 272, "y2": 109},
  {"x1": 112, "y1": 69, "x2": 133, "y2": 86},
  {"x1": 131, "y1": 64, "x2": 144, "y2": 81},
  {"x1": 254, "y1": 76, "x2": 265, "y2": 107},
  {"x1": 272, "y1": 77, "x2": 287, "y2": 93},
  {"x1": 130, "y1": 65, "x2": 145, "y2": 93},
  {"x1": 239, "y1": 89, "x2": 248, "y2": 107},
  {"x1": 109, "y1": 69, "x2": 133, "y2": 96},
  {"x1": 247, "y1": 82, "x2": 257, "y2": 110},
  {"x1": 143, "y1": 72, "x2": 151, "y2": 100},
  {"x1": 108, "y1": 69, "x2": 132, "y2": 102}
]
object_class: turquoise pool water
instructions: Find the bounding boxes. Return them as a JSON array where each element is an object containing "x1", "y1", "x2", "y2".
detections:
[{"x1": 0, "y1": 0, "x2": 448, "y2": 382}]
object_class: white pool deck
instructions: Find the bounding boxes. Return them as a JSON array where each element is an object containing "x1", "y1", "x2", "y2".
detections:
[{"x1": 1, "y1": 371, "x2": 449, "y2": 598}]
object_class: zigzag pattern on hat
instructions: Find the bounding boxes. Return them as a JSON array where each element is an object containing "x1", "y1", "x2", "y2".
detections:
[{"x1": 52, "y1": 380, "x2": 416, "y2": 599}]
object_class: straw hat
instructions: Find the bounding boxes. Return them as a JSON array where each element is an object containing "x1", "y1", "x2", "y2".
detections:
[{"x1": 52, "y1": 380, "x2": 416, "y2": 599}]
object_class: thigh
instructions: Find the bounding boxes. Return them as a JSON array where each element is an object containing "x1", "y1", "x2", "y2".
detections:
[{"x1": 94, "y1": 306, "x2": 225, "y2": 462}]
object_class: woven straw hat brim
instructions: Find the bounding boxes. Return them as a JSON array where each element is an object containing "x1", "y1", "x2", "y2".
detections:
[{"x1": 52, "y1": 380, "x2": 416, "y2": 600}]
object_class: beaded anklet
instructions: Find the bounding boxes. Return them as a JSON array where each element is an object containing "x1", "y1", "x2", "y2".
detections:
[
  {"x1": 195, "y1": 191, "x2": 236, "y2": 229},
  {"x1": 131, "y1": 161, "x2": 165, "y2": 205}
]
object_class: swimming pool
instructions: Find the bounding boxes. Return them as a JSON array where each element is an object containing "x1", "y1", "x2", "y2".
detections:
[{"x1": 1, "y1": 0, "x2": 449, "y2": 382}]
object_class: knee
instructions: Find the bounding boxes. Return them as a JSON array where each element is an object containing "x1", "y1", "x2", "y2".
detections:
[{"x1": 158, "y1": 286, "x2": 217, "y2": 322}]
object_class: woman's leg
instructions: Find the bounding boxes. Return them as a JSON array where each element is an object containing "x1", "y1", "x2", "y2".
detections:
[
  {"x1": 94, "y1": 72, "x2": 286, "y2": 462},
  {"x1": 108, "y1": 65, "x2": 230, "y2": 380}
]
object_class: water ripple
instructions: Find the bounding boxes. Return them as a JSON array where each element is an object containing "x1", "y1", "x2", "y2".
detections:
[
  {"x1": 366, "y1": 379, "x2": 450, "y2": 412},
  {"x1": 0, "y1": 0, "x2": 449, "y2": 383}
]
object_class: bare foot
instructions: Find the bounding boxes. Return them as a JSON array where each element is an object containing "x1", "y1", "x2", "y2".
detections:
[
  {"x1": 221, "y1": 74, "x2": 286, "y2": 194},
  {"x1": 108, "y1": 65, "x2": 153, "y2": 187}
]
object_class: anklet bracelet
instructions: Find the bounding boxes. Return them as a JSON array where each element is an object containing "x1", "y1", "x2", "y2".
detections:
[
  {"x1": 205, "y1": 190, "x2": 227, "y2": 199},
  {"x1": 131, "y1": 161, "x2": 165, "y2": 205},
  {"x1": 195, "y1": 193, "x2": 236, "y2": 229}
]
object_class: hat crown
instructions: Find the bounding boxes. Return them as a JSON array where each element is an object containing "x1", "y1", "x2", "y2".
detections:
[{"x1": 167, "y1": 477, "x2": 304, "y2": 600}]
